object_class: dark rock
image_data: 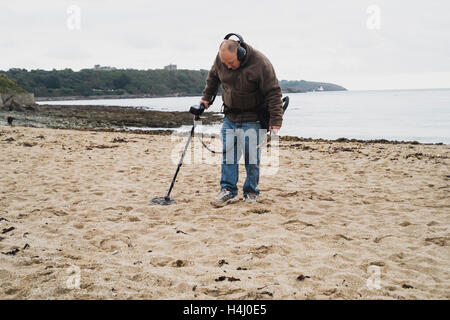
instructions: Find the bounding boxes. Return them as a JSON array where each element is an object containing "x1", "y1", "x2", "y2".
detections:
[
  {"x1": 259, "y1": 291, "x2": 273, "y2": 297},
  {"x1": 2, "y1": 248, "x2": 20, "y2": 255},
  {"x1": 296, "y1": 274, "x2": 311, "y2": 281},
  {"x1": 2, "y1": 226, "x2": 15, "y2": 234},
  {"x1": 215, "y1": 276, "x2": 226, "y2": 282},
  {"x1": 218, "y1": 259, "x2": 229, "y2": 267},
  {"x1": 227, "y1": 277, "x2": 240, "y2": 282},
  {"x1": 173, "y1": 259, "x2": 187, "y2": 267}
]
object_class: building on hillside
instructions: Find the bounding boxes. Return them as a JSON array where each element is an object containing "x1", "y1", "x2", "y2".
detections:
[
  {"x1": 93, "y1": 65, "x2": 117, "y2": 71},
  {"x1": 164, "y1": 64, "x2": 177, "y2": 70}
]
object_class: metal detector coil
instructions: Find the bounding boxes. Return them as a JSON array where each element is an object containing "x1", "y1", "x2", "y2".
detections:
[{"x1": 150, "y1": 196, "x2": 176, "y2": 206}]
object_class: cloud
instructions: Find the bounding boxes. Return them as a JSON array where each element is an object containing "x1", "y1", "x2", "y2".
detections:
[
  {"x1": 0, "y1": 0, "x2": 449, "y2": 89},
  {"x1": 0, "y1": 39, "x2": 15, "y2": 48},
  {"x1": 45, "y1": 45, "x2": 93, "y2": 60}
]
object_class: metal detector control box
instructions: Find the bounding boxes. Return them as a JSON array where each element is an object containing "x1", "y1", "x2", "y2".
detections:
[{"x1": 189, "y1": 104, "x2": 205, "y2": 117}]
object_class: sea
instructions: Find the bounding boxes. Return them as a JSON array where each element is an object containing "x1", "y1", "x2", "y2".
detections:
[{"x1": 37, "y1": 89, "x2": 450, "y2": 144}]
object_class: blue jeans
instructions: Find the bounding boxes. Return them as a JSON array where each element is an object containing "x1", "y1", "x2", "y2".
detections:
[{"x1": 220, "y1": 117, "x2": 261, "y2": 197}]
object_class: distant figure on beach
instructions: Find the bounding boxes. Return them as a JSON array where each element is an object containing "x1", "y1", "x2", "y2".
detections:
[
  {"x1": 200, "y1": 33, "x2": 283, "y2": 206},
  {"x1": 7, "y1": 116, "x2": 14, "y2": 126}
]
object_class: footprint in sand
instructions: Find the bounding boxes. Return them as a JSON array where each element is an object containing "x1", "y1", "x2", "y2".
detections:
[
  {"x1": 334, "y1": 234, "x2": 353, "y2": 241},
  {"x1": 322, "y1": 288, "x2": 337, "y2": 296},
  {"x1": 249, "y1": 245, "x2": 274, "y2": 258},
  {"x1": 117, "y1": 206, "x2": 134, "y2": 212},
  {"x1": 373, "y1": 235, "x2": 394, "y2": 243},
  {"x1": 171, "y1": 259, "x2": 191, "y2": 268},
  {"x1": 278, "y1": 191, "x2": 300, "y2": 197},
  {"x1": 228, "y1": 232, "x2": 245, "y2": 242},
  {"x1": 317, "y1": 203, "x2": 333, "y2": 209},
  {"x1": 47, "y1": 208, "x2": 68, "y2": 217},
  {"x1": 107, "y1": 216, "x2": 122, "y2": 222},
  {"x1": 424, "y1": 237, "x2": 449, "y2": 247},
  {"x1": 246, "y1": 208, "x2": 270, "y2": 215},
  {"x1": 149, "y1": 256, "x2": 173, "y2": 267},
  {"x1": 73, "y1": 223, "x2": 84, "y2": 229},
  {"x1": 202, "y1": 288, "x2": 244, "y2": 298},
  {"x1": 303, "y1": 210, "x2": 322, "y2": 216},
  {"x1": 98, "y1": 237, "x2": 129, "y2": 251},
  {"x1": 82, "y1": 230, "x2": 98, "y2": 241}
]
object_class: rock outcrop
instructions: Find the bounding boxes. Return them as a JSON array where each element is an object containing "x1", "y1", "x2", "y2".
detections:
[
  {"x1": 0, "y1": 74, "x2": 35, "y2": 110},
  {"x1": 0, "y1": 93, "x2": 36, "y2": 111}
]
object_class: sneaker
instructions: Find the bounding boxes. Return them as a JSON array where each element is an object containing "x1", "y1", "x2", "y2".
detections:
[
  {"x1": 243, "y1": 193, "x2": 259, "y2": 204},
  {"x1": 210, "y1": 189, "x2": 238, "y2": 207}
]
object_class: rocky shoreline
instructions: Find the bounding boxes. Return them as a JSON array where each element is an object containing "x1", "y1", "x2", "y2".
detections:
[
  {"x1": 0, "y1": 103, "x2": 223, "y2": 131},
  {"x1": 0, "y1": 103, "x2": 446, "y2": 146},
  {"x1": 34, "y1": 93, "x2": 197, "y2": 101}
]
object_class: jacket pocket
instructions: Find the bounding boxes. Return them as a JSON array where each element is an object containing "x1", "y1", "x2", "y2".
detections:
[{"x1": 231, "y1": 90, "x2": 261, "y2": 111}]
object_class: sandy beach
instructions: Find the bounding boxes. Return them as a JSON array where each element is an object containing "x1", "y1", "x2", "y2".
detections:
[{"x1": 0, "y1": 125, "x2": 449, "y2": 300}]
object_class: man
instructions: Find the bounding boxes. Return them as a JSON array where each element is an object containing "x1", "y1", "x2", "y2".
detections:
[{"x1": 200, "y1": 33, "x2": 283, "y2": 206}]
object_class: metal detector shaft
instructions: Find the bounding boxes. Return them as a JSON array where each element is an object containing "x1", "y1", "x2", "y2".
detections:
[{"x1": 164, "y1": 120, "x2": 198, "y2": 199}]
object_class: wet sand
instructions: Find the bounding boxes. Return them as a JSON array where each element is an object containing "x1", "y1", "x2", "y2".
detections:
[{"x1": 0, "y1": 125, "x2": 449, "y2": 299}]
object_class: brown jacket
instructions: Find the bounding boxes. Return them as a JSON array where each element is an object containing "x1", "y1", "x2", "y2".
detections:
[{"x1": 201, "y1": 43, "x2": 283, "y2": 127}]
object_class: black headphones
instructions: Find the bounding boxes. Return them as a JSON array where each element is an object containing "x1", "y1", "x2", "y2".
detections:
[{"x1": 224, "y1": 33, "x2": 247, "y2": 62}]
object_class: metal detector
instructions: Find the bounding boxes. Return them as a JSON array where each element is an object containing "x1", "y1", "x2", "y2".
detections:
[{"x1": 150, "y1": 104, "x2": 205, "y2": 205}]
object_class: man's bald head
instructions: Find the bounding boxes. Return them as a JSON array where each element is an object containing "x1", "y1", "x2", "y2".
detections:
[
  {"x1": 219, "y1": 40, "x2": 240, "y2": 70},
  {"x1": 220, "y1": 40, "x2": 239, "y2": 54}
]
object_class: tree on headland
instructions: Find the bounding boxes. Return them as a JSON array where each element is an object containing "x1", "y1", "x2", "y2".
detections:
[{"x1": 0, "y1": 74, "x2": 28, "y2": 94}]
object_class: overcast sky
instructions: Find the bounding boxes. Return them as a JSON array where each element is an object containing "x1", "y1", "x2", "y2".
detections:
[{"x1": 1, "y1": 0, "x2": 449, "y2": 90}]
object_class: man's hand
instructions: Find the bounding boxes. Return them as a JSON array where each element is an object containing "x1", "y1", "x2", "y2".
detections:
[
  {"x1": 200, "y1": 99, "x2": 211, "y2": 109},
  {"x1": 269, "y1": 126, "x2": 281, "y2": 135}
]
